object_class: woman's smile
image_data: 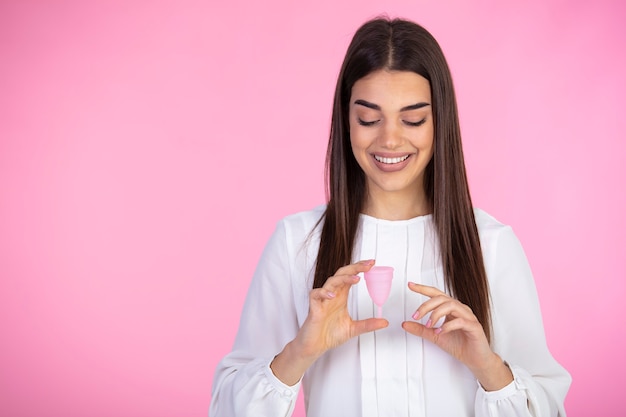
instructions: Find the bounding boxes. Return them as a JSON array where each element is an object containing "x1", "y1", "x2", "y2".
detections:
[{"x1": 371, "y1": 153, "x2": 414, "y2": 172}]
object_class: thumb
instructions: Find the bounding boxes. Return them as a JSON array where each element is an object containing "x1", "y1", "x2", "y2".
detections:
[
  {"x1": 352, "y1": 318, "x2": 389, "y2": 337},
  {"x1": 402, "y1": 321, "x2": 436, "y2": 343}
]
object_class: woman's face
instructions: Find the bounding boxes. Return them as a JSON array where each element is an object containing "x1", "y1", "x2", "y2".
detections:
[{"x1": 349, "y1": 70, "x2": 434, "y2": 204}]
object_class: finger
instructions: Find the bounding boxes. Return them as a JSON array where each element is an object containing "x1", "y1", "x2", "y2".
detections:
[
  {"x1": 411, "y1": 295, "x2": 450, "y2": 321},
  {"x1": 334, "y1": 259, "x2": 375, "y2": 277},
  {"x1": 402, "y1": 321, "x2": 436, "y2": 342},
  {"x1": 408, "y1": 282, "x2": 446, "y2": 298},
  {"x1": 402, "y1": 320, "x2": 449, "y2": 345},
  {"x1": 351, "y1": 318, "x2": 389, "y2": 337},
  {"x1": 309, "y1": 287, "x2": 339, "y2": 303},
  {"x1": 323, "y1": 274, "x2": 360, "y2": 294},
  {"x1": 424, "y1": 300, "x2": 475, "y2": 329},
  {"x1": 435, "y1": 316, "x2": 484, "y2": 338}
]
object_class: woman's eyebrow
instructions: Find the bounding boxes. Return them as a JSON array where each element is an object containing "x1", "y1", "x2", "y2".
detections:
[
  {"x1": 400, "y1": 102, "x2": 430, "y2": 111},
  {"x1": 354, "y1": 99, "x2": 381, "y2": 110},
  {"x1": 353, "y1": 99, "x2": 430, "y2": 112}
]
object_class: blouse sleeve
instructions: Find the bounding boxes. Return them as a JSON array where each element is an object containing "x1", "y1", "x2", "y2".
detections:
[
  {"x1": 209, "y1": 220, "x2": 301, "y2": 417},
  {"x1": 475, "y1": 225, "x2": 571, "y2": 417}
]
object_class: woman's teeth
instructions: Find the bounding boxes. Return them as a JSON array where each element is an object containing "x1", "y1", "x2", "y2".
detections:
[{"x1": 374, "y1": 155, "x2": 410, "y2": 164}]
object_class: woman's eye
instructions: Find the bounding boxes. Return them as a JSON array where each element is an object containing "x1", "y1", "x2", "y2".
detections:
[
  {"x1": 404, "y1": 118, "x2": 427, "y2": 127},
  {"x1": 358, "y1": 118, "x2": 379, "y2": 126}
]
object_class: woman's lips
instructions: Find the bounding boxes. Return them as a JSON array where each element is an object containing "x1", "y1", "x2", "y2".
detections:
[
  {"x1": 371, "y1": 153, "x2": 413, "y2": 172},
  {"x1": 374, "y1": 154, "x2": 410, "y2": 164}
]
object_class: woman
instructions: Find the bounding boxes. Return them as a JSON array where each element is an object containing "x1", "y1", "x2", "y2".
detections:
[{"x1": 209, "y1": 17, "x2": 571, "y2": 417}]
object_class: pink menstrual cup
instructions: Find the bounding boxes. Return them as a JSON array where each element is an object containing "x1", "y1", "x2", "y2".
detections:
[{"x1": 364, "y1": 266, "x2": 394, "y2": 318}]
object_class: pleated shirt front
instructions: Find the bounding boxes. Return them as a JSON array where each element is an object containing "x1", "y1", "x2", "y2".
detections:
[{"x1": 210, "y1": 206, "x2": 571, "y2": 417}]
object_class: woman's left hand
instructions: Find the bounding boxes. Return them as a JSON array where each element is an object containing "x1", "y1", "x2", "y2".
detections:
[{"x1": 402, "y1": 282, "x2": 513, "y2": 391}]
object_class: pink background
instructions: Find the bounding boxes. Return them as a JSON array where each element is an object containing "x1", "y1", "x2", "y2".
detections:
[{"x1": 1, "y1": 1, "x2": 624, "y2": 416}]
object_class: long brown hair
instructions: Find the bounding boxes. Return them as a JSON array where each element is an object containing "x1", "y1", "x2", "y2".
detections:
[{"x1": 313, "y1": 17, "x2": 492, "y2": 342}]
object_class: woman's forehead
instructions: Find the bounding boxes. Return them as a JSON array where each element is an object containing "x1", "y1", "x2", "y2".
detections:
[{"x1": 351, "y1": 70, "x2": 432, "y2": 108}]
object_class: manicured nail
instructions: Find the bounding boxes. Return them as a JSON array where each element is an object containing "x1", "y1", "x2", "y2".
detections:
[
  {"x1": 327, "y1": 292, "x2": 336, "y2": 298},
  {"x1": 412, "y1": 312, "x2": 420, "y2": 320},
  {"x1": 426, "y1": 319, "x2": 432, "y2": 328},
  {"x1": 435, "y1": 328, "x2": 443, "y2": 335}
]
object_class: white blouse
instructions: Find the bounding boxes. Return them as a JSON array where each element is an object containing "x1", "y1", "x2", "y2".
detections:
[{"x1": 209, "y1": 206, "x2": 571, "y2": 417}]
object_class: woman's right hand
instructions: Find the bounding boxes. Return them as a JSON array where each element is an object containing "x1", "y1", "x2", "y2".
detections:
[
  {"x1": 296, "y1": 259, "x2": 389, "y2": 358},
  {"x1": 270, "y1": 260, "x2": 388, "y2": 385}
]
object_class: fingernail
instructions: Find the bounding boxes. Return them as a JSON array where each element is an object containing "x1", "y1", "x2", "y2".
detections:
[
  {"x1": 412, "y1": 312, "x2": 419, "y2": 320},
  {"x1": 426, "y1": 319, "x2": 432, "y2": 328},
  {"x1": 435, "y1": 328, "x2": 443, "y2": 335},
  {"x1": 360, "y1": 259, "x2": 375, "y2": 265},
  {"x1": 327, "y1": 292, "x2": 336, "y2": 298}
]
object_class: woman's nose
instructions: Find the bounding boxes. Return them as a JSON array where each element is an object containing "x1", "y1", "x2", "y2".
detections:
[{"x1": 378, "y1": 121, "x2": 402, "y2": 149}]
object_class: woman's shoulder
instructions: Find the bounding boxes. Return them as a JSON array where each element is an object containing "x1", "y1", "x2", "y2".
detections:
[
  {"x1": 473, "y1": 208, "x2": 510, "y2": 229},
  {"x1": 278, "y1": 204, "x2": 327, "y2": 239},
  {"x1": 473, "y1": 208, "x2": 514, "y2": 242}
]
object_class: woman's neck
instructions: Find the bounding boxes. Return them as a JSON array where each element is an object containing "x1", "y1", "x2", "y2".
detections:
[{"x1": 362, "y1": 188, "x2": 431, "y2": 221}]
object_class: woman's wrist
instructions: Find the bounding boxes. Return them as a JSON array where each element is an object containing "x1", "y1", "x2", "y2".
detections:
[
  {"x1": 472, "y1": 353, "x2": 514, "y2": 392},
  {"x1": 269, "y1": 340, "x2": 318, "y2": 386}
]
